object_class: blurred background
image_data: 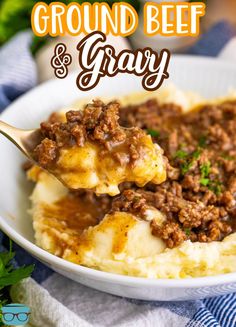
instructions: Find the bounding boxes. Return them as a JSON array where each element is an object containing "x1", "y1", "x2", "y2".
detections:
[{"x1": 0, "y1": 0, "x2": 236, "y2": 85}]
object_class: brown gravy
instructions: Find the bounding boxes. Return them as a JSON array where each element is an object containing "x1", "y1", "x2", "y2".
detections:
[{"x1": 41, "y1": 193, "x2": 109, "y2": 233}]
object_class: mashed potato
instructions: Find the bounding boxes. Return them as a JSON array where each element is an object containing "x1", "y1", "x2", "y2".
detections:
[
  {"x1": 53, "y1": 136, "x2": 166, "y2": 196},
  {"x1": 28, "y1": 86, "x2": 236, "y2": 279},
  {"x1": 29, "y1": 167, "x2": 236, "y2": 278}
]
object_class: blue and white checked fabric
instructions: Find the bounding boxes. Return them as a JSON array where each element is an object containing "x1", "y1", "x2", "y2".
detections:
[
  {"x1": 0, "y1": 31, "x2": 37, "y2": 112},
  {"x1": 1, "y1": 22, "x2": 236, "y2": 327}
]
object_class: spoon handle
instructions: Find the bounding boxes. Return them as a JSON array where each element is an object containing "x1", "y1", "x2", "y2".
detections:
[
  {"x1": 0, "y1": 120, "x2": 25, "y2": 151},
  {"x1": 0, "y1": 120, "x2": 39, "y2": 158}
]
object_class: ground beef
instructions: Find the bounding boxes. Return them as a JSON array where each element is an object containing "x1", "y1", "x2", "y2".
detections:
[
  {"x1": 34, "y1": 100, "x2": 146, "y2": 168},
  {"x1": 116, "y1": 99, "x2": 236, "y2": 247},
  {"x1": 112, "y1": 189, "x2": 148, "y2": 218},
  {"x1": 35, "y1": 138, "x2": 58, "y2": 167},
  {"x1": 33, "y1": 98, "x2": 236, "y2": 248},
  {"x1": 151, "y1": 220, "x2": 187, "y2": 248}
]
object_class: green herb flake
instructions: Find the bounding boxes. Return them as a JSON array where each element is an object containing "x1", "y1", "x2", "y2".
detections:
[
  {"x1": 174, "y1": 150, "x2": 188, "y2": 159},
  {"x1": 146, "y1": 129, "x2": 160, "y2": 137},
  {"x1": 200, "y1": 178, "x2": 210, "y2": 186},
  {"x1": 181, "y1": 161, "x2": 193, "y2": 175},
  {"x1": 200, "y1": 161, "x2": 211, "y2": 178},
  {"x1": 192, "y1": 149, "x2": 202, "y2": 159},
  {"x1": 184, "y1": 228, "x2": 191, "y2": 236},
  {"x1": 215, "y1": 185, "x2": 222, "y2": 196},
  {"x1": 209, "y1": 182, "x2": 222, "y2": 196},
  {"x1": 179, "y1": 149, "x2": 202, "y2": 175},
  {"x1": 221, "y1": 154, "x2": 234, "y2": 161},
  {"x1": 198, "y1": 136, "x2": 207, "y2": 148}
]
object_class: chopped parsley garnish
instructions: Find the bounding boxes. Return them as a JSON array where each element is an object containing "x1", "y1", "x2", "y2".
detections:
[
  {"x1": 199, "y1": 161, "x2": 222, "y2": 194},
  {"x1": 146, "y1": 129, "x2": 160, "y2": 137},
  {"x1": 176, "y1": 148, "x2": 202, "y2": 175},
  {"x1": 200, "y1": 161, "x2": 211, "y2": 178},
  {"x1": 184, "y1": 228, "x2": 191, "y2": 236},
  {"x1": 221, "y1": 153, "x2": 234, "y2": 161},
  {"x1": 199, "y1": 161, "x2": 211, "y2": 186},
  {"x1": 200, "y1": 178, "x2": 210, "y2": 186},
  {"x1": 181, "y1": 161, "x2": 193, "y2": 175},
  {"x1": 200, "y1": 178, "x2": 222, "y2": 195},
  {"x1": 208, "y1": 181, "x2": 222, "y2": 196},
  {"x1": 174, "y1": 150, "x2": 188, "y2": 159},
  {"x1": 192, "y1": 149, "x2": 202, "y2": 159},
  {"x1": 198, "y1": 136, "x2": 207, "y2": 148}
]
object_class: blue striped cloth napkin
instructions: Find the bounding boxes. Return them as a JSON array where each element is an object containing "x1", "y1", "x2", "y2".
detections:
[{"x1": 1, "y1": 22, "x2": 236, "y2": 327}]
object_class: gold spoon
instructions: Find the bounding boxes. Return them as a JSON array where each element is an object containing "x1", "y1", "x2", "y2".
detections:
[
  {"x1": 0, "y1": 120, "x2": 41, "y2": 160},
  {"x1": 0, "y1": 120, "x2": 167, "y2": 195}
]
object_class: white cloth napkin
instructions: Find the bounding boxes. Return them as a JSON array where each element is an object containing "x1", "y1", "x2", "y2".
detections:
[{"x1": 11, "y1": 277, "x2": 190, "y2": 327}]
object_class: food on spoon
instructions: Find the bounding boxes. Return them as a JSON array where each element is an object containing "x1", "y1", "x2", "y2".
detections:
[{"x1": 33, "y1": 100, "x2": 166, "y2": 195}]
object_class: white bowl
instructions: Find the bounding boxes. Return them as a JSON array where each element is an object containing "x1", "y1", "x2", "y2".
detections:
[{"x1": 1, "y1": 55, "x2": 236, "y2": 301}]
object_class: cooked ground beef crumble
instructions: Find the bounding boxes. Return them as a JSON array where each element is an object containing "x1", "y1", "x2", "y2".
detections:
[
  {"x1": 34, "y1": 100, "x2": 148, "y2": 169},
  {"x1": 118, "y1": 99, "x2": 236, "y2": 247},
  {"x1": 30, "y1": 98, "x2": 236, "y2": 248}
]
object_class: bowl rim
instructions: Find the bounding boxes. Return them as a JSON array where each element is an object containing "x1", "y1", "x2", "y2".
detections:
[
  {"x1": 2, "y1": 216, "x2": 236, "y2": 288},
  {"x1": 1, "y1": 54, "x2": 236, "y2": 288}
]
